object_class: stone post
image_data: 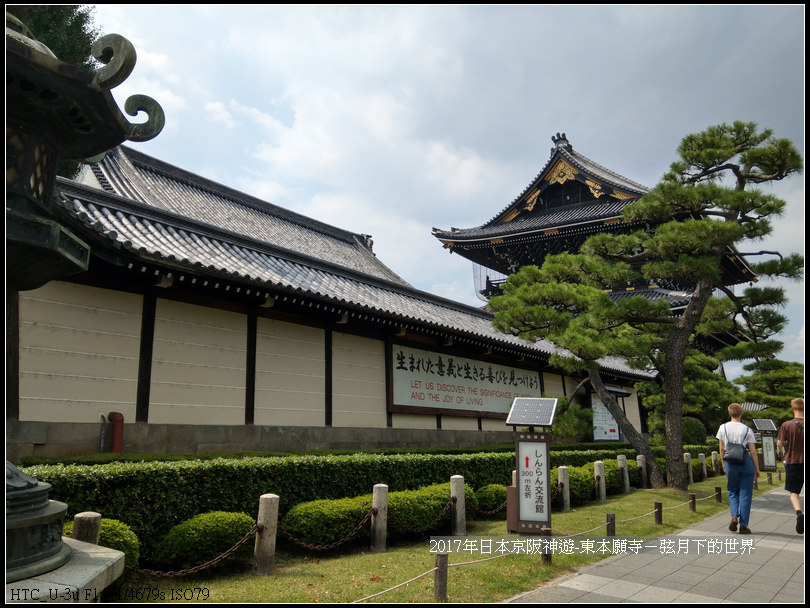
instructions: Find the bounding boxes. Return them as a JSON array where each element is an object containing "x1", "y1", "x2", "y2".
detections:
[
  {"x1": 558, "y1": 466, "x2": 571, "y2": 513},
  {"x1": 594, "y1": 461, "x2": 606, "y2": 504},
  {"x1": 450, "y1": 475, "x2": 466, "y2": 536},
  {"x1": 72, "y1": 512, "x2": 101, "y2": 545},
  {"x1": 711, "y1": 451, "x2": 720, "y2": 476},
  {"x1": 636, "y1": 455, "x2": 648, "y2": 489},
  {"x1": 371, "y1": 484, "x2": 388, "y2": 553},
  {"x1": 684, "y1": 453, "x2": 693, "y2": 485},
  {"x1": 617, "y1": 455, "x2": 630, "y2": 494},
  {"x1": 698, "y1": 453, "x2": 708, "y2": 481},
  {"x1": 254, "y1": 493, "x2": 279, "y2": 576}
]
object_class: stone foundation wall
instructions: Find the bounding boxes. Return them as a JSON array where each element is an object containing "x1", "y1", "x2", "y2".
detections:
[{"x1": 5, "y1": 420, "x2": 514, "y2": 464}]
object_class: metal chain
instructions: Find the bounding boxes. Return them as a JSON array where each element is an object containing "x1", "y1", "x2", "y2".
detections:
[
  {"x1": 131, "y1": 523, "x2": 262, "y2": 578},
  {"x1": 389, "y1": 496, "x2": 456, "y2": 533},
  {"x1": 465, "y1": 496, "x2": 506, "y2": 515},
  {"x1": 278, "y1": 507, "x2": 377, "y2": 551}
]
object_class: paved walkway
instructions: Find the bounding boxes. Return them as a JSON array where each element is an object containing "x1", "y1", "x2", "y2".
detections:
[{"x1": 506, "y1": 486, "x2": 804, "y2": 603}]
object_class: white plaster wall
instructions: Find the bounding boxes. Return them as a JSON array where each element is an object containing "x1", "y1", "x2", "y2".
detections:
[
  {"x1": 18, "y1": 282, "x2": 142, "y2": 423},
  {"x1": 332, "y1": 332, "x2": 387, "y2": 428},
  {"x1": 254, "y1": 318, "x2": 325, "y2": 426},
  {"x1": 148, "y1": 299, "x2": 246, "y2": 424}
]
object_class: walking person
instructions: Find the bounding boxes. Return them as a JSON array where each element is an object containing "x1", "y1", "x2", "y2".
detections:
[
  {"x1": 777, "y1": 397, "x2": 804, "y2": 534},
  {"x1": 716, "y1": 403, "x2": 760, "y2": 534}
]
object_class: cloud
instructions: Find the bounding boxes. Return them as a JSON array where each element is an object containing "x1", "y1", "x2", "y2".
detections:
[{"x1": 204, "y1": 101, "x2": 238, "y2": 129}]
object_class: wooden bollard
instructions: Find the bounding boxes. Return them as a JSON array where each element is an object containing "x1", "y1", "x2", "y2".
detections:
[
  {"x1": 607, "y1": 513, "x2": 616, "y2": 536},
  {"x1": 434, "y1": 553, "x2": 448, "y2": 602},
  {"x1": 73, "y1": 512, "x2": 101, "y2": 545},
  {"x1": 689, "y1": 493, "x2": 696, "y2": 513},
  {"x1": 715, "y1": 487, "x2": 722, "y2": 503},
  {"x1": 254, "y1": 493, "x2": 279, "y2": 576},
  {"x1": 541, "y1": 528, "x2": 551, "y2": 565},
  {"x1": 654, "y1": 501, "x2": 662, "y2": 525}
]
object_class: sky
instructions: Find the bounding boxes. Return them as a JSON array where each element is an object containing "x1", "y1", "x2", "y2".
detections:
[{"x1": 90, "y1": 5, "x2": 804, "y2": 381}]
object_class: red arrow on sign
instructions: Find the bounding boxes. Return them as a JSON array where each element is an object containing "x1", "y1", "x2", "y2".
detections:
[{"x1": 525, "y1": 456, "x2": 530, "y2": 468}]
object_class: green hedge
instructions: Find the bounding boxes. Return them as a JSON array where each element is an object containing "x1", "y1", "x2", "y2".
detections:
[
  {"x1": 24, "y1": 453, "x2": 511, "y2": 562},
  {"x1": 20, "y1": 445, "x2": 516, "y2": 467},
  {"x1": 24, "y1": 445, "x2": 714, "y2": 563}
]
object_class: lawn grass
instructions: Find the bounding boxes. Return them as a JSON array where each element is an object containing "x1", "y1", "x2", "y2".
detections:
[{"x1": 118, "y1": 467, "x2": 785, "y2": 603}]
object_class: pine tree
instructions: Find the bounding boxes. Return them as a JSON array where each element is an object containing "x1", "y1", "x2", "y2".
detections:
[{"x1": 491, "y1": 122, "x2": 803, "y2": 490}]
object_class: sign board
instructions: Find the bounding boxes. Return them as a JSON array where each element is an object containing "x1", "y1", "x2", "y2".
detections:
[
  {"x1": 515, "y1": 433, "x2": 551, "y2": 531},
  {"x1": 592, "y1": 395, "x2": 621, "y2": 441},
  {"x1": 753, "y1": 419, "x2": 778, "y2": 473},
  {"x1": 392, "y1": 344, "x2": 542, "y2": 416}
]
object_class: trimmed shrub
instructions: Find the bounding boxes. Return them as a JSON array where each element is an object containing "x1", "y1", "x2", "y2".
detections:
[
  {"x1": 682, "y1": 417, "x2": 708, "y2": 445},
  {"x1": 474, "y1": 484, "x2": 507, "y2": 518},
  {"x1": 63, "y1": 518, "x2": 140, "y2": 567},
  {"x1": 153, "y1": 511, "x2": 255, "y2": 571},
  {"x1": 281, "y1": 483, "x2": 475, "y2": 546},
  {"x1": 281, "y1": 496, "x2": 373, "y2": 547}
]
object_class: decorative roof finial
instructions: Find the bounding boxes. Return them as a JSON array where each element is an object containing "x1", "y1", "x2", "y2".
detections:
[{"x1": 551, "y1": 132, "x2": 572, "y2": 154}]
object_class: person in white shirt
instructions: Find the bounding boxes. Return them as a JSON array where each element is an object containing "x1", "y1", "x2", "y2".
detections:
[{"x1": 716, "y1": 403, "x2": 760, "y2": 534}]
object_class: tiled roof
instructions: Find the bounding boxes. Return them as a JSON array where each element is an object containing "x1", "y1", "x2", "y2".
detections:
[
  {"x1": 434, "y1": 135, "x2": 650, "y2": 240},
  {"x1": 437, "y1": 197, "x2": 633, "y2": 241},
  {"x1": 90, "y1": 146, "x2": 409, "y2": 286},
  {"x1": 54, "y1": 176, "x2": 654, "y2": 382},
  {"x1": 605, "y1": 288, "x2": 692, "y2": 309}
]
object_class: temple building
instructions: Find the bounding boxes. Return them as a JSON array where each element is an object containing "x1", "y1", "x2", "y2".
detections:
[
  {"x1": 7, "y1": 24, "x2": 654, "y2": 461},
  {"x1": 7, "y1": 139, "x2": 657, "y2": 460},
  {"x1": 432, "y1": 133, "x2": 756, "y2": 311}
]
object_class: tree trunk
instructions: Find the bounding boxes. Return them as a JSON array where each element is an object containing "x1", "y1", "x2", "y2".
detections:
[
  {"x1": 588, "y1": 368, "x2": 666, "y2": 488},
  {"x1": 662, "y1": 275, "x2": 716, "y2": 490}
]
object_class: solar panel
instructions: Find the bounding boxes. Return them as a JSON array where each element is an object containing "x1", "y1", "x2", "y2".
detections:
[
  {"x1": 752, "y1": 419, "x2": 778, "y2": 432},
  {"x1": 506, "y1": 397, "x2": 558, "y2": 427}
]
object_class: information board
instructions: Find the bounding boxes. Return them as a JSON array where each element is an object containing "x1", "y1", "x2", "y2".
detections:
[
  {"x1": 592, "y1": 396, "x2": 621, "y2": 441},
  {"x1": 392, "y1": 344, "x2": 542, "y2": 415},
  {"x1": 516, "y1": 434, "x2": 551, "y2": 531}
]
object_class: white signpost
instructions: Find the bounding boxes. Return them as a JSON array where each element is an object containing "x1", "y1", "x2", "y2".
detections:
[{"x1": 506, "y1": 398, "x2": 557, "y2": 533}]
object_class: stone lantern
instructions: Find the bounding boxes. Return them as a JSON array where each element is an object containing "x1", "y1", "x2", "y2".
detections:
[{"x1": 5, "y1": 11, "x2": 164, "y2": 582}]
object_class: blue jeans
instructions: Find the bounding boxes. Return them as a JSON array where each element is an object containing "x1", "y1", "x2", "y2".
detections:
[{"x1": 725, "y1": 454, "x2": 755, "y2": 526}]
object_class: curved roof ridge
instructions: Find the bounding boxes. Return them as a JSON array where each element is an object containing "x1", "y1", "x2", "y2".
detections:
[
  {"x1": 459, "y1": 133, "x2": 650, "y2": 231},
  {"x1": 559, "y1": 146, "x2": 650, "y2": 194},
  {"x1": 91, "y1": 146, "x2": 408, "y2": 286},
  {"x1": 112, "y1": 145, "x2": 364, "y2": 245}
]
